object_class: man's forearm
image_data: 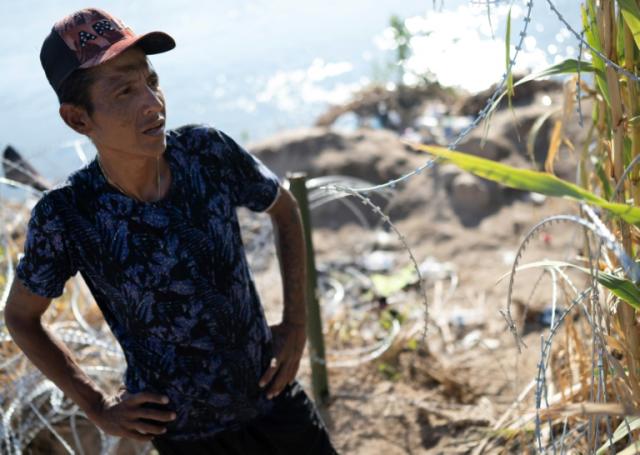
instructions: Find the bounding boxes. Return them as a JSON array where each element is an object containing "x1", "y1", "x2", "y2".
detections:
[
  {"x1": 5, "y1": 316, "x2": 106, "y2": 420},
  {"x1": 272, "y1": 198, "x2": 307, "y2": 326}
]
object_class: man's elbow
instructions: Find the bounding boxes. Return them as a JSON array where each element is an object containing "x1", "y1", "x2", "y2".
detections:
[{"x1": 4, "y1": 279, "x2": 49, "y2": 335}]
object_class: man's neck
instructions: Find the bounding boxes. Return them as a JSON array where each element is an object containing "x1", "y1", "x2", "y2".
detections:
[{"x1": 97, "y1": 151, "x2": 171, "y2": 202}]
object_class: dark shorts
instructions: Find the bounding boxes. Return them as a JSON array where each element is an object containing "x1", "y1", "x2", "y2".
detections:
[{"x1": 151, "y1": 380, "x2": 339, "y2": 455}]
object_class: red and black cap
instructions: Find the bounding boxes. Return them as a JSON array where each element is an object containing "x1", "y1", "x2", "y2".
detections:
[{"x1": 40, "y1": 8, "x2": 175, "y2": 98}]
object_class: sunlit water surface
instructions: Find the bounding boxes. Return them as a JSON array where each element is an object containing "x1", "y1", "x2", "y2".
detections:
[{"x1": 0, "y1": 0, "x2": 579, "y2": 182}]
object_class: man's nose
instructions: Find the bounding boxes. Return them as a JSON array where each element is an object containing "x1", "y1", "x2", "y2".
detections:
[{"x1": 142, "y1": 85, "x2": 164, "y2": 116}]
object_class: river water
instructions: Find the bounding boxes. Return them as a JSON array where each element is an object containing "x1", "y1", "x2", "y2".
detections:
[{"x1": 0, "y1": 0, "x2": 579, "y2": 183}]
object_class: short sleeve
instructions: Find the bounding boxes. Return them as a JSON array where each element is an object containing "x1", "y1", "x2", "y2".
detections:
[
  {"x1": 15, "y1": 195, "x2": 77, "y2": 298},
  {"x1": 216, "y1": 129, "x2": 281, "y2": 212}
]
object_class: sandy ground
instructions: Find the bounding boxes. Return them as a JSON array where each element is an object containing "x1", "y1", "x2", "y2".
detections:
[{"x1": 253, "y1": 190, "x2": 581, "y2": 454}]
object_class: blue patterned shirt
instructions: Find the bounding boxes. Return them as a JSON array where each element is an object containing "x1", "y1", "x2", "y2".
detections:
[{"x1": 16, "y1": 124, "x2": 281, "y2": 440}]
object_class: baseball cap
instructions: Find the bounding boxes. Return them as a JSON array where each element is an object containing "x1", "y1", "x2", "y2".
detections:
[{"x1": 40, "y1": 8, "x2": 175, "y2": 98}]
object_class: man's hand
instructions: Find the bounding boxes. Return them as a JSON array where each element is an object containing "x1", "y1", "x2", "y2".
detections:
[
  {"x1": 89, "y1": 391, "x2": 177, "y2": 442},
  {"x1": 259, "y1": 321, "x2": 306, "y2": 399}
]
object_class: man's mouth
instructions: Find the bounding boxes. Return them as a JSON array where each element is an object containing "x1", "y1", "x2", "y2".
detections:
[{"x1": 142, "y1": 121, "x2": 165, "y2": 136}]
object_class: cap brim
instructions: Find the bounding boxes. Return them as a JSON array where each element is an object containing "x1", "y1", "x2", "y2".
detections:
[{"x1": 79, "y1": 31, "x2": 175, "y2": 69}]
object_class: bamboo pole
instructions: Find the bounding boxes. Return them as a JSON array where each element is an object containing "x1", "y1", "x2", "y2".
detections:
[
  {"x1": 623, "y1": 21, "x2": 640, "y2": 213},
  {"x1": 600, "y1": 0, "x2": 640, "y2": 386},
  {"x1": 288, "y1": 173, "x2": 330, "y2": 406}
]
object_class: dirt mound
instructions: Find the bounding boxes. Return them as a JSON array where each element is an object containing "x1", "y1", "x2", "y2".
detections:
[
  {"x1": 250, "y1": 116, "x2": 572, "y2": 228},
  {"x1": 314, "y1": 83, "x2": 457, "y2": 131},
  {"x1": 452, "y1": 76, "x2": 562, "y2": 116}
]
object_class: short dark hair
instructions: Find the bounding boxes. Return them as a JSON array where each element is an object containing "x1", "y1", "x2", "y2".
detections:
[{"x1": 56, "y1": 67, "x2": 97, "y2": 116}]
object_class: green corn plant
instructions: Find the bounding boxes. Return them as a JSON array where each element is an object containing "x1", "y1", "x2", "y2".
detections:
[{"x1": 410, "y1": 0, "x2": 640, "y2": 451}]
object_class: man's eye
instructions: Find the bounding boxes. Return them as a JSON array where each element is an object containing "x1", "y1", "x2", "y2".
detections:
[
  {"x1": 118, "y1": 87, "x2": 132, "y2": 97},
  {"x1": 148, "y1": 77, "x2": 159, "y2": 88}
]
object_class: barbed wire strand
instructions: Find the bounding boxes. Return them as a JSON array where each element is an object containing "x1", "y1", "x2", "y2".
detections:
[
  {"x1": 320, "y1": 0, "x2": 536, "y2": 195},
  {"x1": 327, "y1": 184, "x2": 430, "y2": 341}
]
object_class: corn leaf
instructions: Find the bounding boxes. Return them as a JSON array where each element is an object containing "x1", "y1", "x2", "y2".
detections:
[
  {"x1": 516, "y1": 58, "x2": 597, "y2": 86},
  {"x1": 495, "y1": 261, "x2": 640, "y2": 310},
  {"x1": 584, "y1": 2, "x2": 612, "y2": 105},
  {"x1": 595, "y1": 272, "x2": 640, "y2": 309},
  {"x1": 480, "y1": 55, "x2": 595, "y2": 138},
  {"x1": 413, "y1": 144, "x2": 640, "y2": 226},
  {"x1": 485, "y1": 58, "x2": 597, "y2": 122},
  {"x1": 618, "y1": 0, "x2": 640, "y2": 50}
]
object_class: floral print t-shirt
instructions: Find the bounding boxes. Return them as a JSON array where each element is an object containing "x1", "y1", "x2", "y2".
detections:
[{"x1": 15, "y1": 124, "x2": 282, "y2": 440}]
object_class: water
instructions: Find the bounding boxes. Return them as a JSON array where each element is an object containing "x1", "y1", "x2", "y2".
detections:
[{"x1": 0, "y1": 0, "x2": 580, "y2": 183}]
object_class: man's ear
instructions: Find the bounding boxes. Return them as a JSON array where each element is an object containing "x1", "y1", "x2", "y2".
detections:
[{"x1": 59, "y1": 103, "x2": 93, "y2": 136}]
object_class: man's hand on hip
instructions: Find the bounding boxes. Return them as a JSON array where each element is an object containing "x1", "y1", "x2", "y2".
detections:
[
  {"x1": 89, "y1": 390, "x2": 177, "y2": 442},
  {"x1": 259, "y1": 321, "x2": 306, "y2": 399}
]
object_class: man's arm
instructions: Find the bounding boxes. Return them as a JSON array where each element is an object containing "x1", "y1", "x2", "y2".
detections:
[
  {"x1": 268, "y1": 187, "x2": 307, "y2": 326},
  {"x1": 258, "y1": 187, "x2": 308, "y2": 398},
  {"x1": 4, "y1": 278, "x2": 176, "y2": 441}
]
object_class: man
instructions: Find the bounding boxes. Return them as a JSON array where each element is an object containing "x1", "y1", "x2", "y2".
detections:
[{"x1": 4, "y1": 8, "x2": 337, "y2": 454}]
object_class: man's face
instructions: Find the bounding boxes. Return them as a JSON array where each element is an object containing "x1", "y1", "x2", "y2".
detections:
[{"x1": 85, "y1": 47, "x2": 166, "y2": 158}]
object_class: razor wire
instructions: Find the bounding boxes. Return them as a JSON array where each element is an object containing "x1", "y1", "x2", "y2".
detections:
[
  {"x1": 533, "y1": 293, "x2": 584, "y2": 453},
  {"x1": 323, "y1": 184, "x2": 430, "y2": 341},
  {"x1": 244, "y1": 175, "x2": 452, "y2": 362},
  {"x1": 318, "y1": 1, "x2": 640, "y2": 450},
  {"x1": 546, "y1": 0, "x2": 640, "y2": 83},
  {"x1": 5, "y1": 1, "x2": 636, "y2": 452},
  {"x1": 0, "y1": 178, "x2": 124, "y2": 454},
  {"x1": 310, "y1": 0, "x2": 536, "y2": 363},
  {"x1": 0, "y1": 170, "x2": 454, "y2": 453},
  {"x1": 496, "y1": 208, "x2": 640, "y2": 452},
  {"x1": 289, "y1": 0, "x2": 541, "y2": 372},
  {"x1": 324, "y1": 0, "x2": 640, "y2": 198},
  {"x1": 319, "y1": 0, "x2": 536, "y2": 195},
  {"x1": 503, "y1": 207, "x2": 640, "y2": 352}
]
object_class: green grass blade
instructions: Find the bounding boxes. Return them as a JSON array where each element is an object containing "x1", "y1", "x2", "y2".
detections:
[
  {"x1": 484, "y1": 58, "x2": 596, "y2": 123},
  {"x1": 618, "y1": 0, "x2": 640, "y2": 50},
  {"x1": 506, "y1": 7, "x2": 514, "y2": 107},
  {"x1": 595, "y1": 158, "x2": 613, "y2": 201},
  {"x1": 584, "y1": 2, "x2": 612, "y2": 105},
  {"x1": 413, "y1": 144, "x2": 640, "y2": 226},
  {"x1": 516, "y1": 58, "x2": 596, "y2": 86},
  {"x1": 617, "y1": 7, "x2": 626, "y2": 62}
]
